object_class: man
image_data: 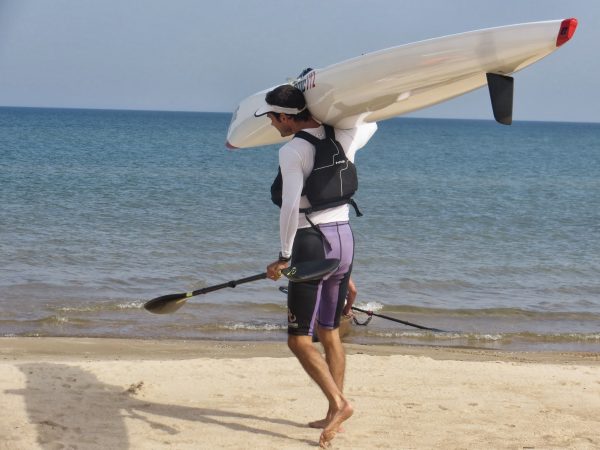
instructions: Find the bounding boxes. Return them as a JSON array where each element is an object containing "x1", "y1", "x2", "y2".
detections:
[{"x1": 256, "y1": 84, "x2": 376, "y2": 448}]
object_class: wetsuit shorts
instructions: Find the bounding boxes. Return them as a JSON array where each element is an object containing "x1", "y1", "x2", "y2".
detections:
[{"x1": 287, "y1": 221, "x2": 354, "y2": 336}]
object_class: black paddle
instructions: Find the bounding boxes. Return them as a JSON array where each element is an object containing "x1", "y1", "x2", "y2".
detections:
[
  {"x1": 278, "y1": 286, "x2": 445, "y2": 332},
  {"x1": 350, "y1": 306, "x2": 445, "y2": 332},
  {"x1": 144, "y1": 258, "x2": 340, "y2": 315}
]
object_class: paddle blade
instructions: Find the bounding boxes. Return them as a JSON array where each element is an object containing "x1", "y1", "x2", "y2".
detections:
[
  {"x1": 143, "y1": 292, "x2": 190, "y2": 315},
  {"x1": 282, "y1": 258, "x2": 340, "y2": 282}
]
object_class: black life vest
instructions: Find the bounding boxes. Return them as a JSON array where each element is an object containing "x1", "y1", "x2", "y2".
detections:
[{"x1": 270, "y1": 124, "x2": 362, "y2": 217}]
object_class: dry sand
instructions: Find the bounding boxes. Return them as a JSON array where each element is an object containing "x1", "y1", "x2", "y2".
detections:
[{"x1": 1, "y1": 337, "x2": 599, "y2": 449}]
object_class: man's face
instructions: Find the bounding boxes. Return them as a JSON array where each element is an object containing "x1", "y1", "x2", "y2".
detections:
[{"x1": 267, "y1": 112, "x2": 293, "y2": 137}]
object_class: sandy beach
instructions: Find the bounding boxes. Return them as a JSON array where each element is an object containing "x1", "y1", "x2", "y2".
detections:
[{"x1": 1, "y1": 338, "x2": 599, "y2": 449}]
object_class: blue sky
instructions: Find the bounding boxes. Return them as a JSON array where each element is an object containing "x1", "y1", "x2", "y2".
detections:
[{"x1": 0, "y1": 0, "x2": 597, "y2": 122}]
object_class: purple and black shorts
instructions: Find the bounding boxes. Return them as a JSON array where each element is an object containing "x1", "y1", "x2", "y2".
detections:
[{"x1": 287, "y1": 221, "x2": 354, "y2": 336}]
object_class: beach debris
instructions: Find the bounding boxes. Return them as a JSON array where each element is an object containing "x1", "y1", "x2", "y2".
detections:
[{"x1": 125, "y1": 381, "x2": 144, "y2": 395}]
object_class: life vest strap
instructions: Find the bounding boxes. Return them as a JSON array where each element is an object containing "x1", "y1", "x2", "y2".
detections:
[
  {"x1": 299, "y1": 198, "x2": 362, "y2": 217},
  {"x1": 299, "y1": 198, "x2": 362, "y2": 251}
]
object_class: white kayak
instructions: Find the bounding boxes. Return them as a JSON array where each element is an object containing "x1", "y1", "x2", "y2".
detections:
[{"x1": 226, "y1": 18, "x2": 577, "y2": 149}]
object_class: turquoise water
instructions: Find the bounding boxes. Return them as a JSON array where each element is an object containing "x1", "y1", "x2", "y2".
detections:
[{"x1": 1, "y1": 107, "x2": 599, "y2": 351}]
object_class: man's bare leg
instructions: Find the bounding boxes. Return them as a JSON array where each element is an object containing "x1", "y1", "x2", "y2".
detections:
[
  {"x1": 288, "y1": 334, "x2": 353, "y2": 447},
  {"x1": 308, "y1": 326, "x2": 346, "y2": 429}
]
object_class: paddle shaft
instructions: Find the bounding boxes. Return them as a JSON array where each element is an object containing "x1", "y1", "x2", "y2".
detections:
[
  {"x1": 156, "y1": 258, "x2": 341, "y2": 303},
  {"x1": 351, "y1": 306, "x2": 445, "y2": 332},
  {"x1": 189, "y1": 273, "x2": 266, "y2": 297},
  {"x1": 159, "y1": 273, "x2": 267, "y2": 303}
]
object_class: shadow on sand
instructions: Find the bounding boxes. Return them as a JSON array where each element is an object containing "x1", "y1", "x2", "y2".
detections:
[{"x1": 7, "y1": 363, "x2": 316, "y2": 448}]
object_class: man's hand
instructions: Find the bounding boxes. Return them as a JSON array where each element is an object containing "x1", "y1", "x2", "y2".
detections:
[
  {"x1": 267, "y1": 259, "x2": 289, "y2": 281},
  {"x1": 343, "y1": 277, "x2": 357, "y2": 316}
]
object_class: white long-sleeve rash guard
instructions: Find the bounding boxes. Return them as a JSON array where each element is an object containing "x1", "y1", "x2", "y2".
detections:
[{"x1": 278, "y1": 122, "x2": 378, "y2": 259}]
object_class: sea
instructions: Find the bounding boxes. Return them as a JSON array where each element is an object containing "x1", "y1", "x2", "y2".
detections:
[{"x1": 1, "y1": 107, "x2": 599, "y2": 352}]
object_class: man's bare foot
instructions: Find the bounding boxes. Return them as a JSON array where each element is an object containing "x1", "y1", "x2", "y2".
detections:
[
  {"x1": 318, "y1": 400, "x2": 353, "y2": 448},
  {"x1": 308, "y1": 418, "x2": 328, "y2": 429},
  {"x1": 308, "y1": 417, "x2": 345, "y2": 432}
]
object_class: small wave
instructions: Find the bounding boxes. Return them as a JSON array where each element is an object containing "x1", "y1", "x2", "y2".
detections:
[
  {"x1": 116, "y1": 301, "x2": 145, "y2": 310},
  {"x1": 54, "y1": 306, "x2": 97, "y2": 313},
  {"x1": 365, "y1": 329, "x2": 503, "y2": 341},
  {"x1": 513, "y1": 332, "x2": 600, "y2": 343},
  {"x1": 211, "y1": 302, "x2": 287, "y2": 313},
  {"x1": 218, "y1": 322, "x2": 286, "y2": 332},
  {"x1": 161, "y1": 320, "x2": 286, "y2": 333},
  {"x1": 24, "y1": 315, "x2": 93, "y2": 326},
  {"x1": 363, "y1": 329, "x2": 600, "y2": 343},
  {"x1": 52, "y1": 300, "x2": 144, "y2": 313},
  {"x1": 354, "y1": 301, "x2": 384, "y2": 312}
]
